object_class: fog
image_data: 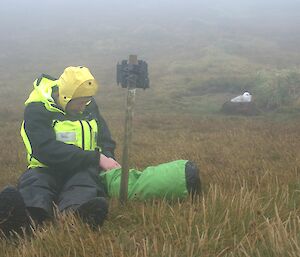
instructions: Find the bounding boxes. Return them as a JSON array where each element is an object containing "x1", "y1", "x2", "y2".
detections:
[{"x1": 0, "y1": 0, "x2": 300, "y2": 90}]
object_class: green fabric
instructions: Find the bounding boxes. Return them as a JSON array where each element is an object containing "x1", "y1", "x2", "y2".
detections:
[{"x1": 100, "y1": 160, "x2": 189, "y2": 200}]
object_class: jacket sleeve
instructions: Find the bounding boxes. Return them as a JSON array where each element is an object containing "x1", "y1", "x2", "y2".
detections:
[
  {"x1": 87, "y1": 99, "x2": 116, "y2": 159},
  {"x1": 23, "y1": 102, "x2": 100, "y2": 172}
]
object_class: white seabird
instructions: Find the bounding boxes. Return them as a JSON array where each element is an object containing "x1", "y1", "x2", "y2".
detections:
[{"x1": 230, "y1": 92, "x2": 252, "y2": 103}]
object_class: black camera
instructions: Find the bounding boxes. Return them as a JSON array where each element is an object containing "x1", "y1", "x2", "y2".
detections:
[{"x1": 117, "y1": 60, "x2": 149, "y2": 89}]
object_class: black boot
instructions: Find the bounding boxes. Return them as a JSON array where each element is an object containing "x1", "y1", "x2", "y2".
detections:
[
  {"x1": 185, "y1": 161, "x2": 202, "y2": 196},
  {"x1": 76, "y1": 197, "x2": 108, "y2": 229},
  {"x1": 0, "y1": 186, "x2": 29, "y2": 236}
]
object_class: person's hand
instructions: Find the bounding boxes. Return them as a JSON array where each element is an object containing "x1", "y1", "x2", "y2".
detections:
[{"x1": 99, "y1": 154, "x2": 121, "y2": 171}]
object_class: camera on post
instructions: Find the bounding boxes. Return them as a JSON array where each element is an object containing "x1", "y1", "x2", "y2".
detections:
[{"x1": 117, "y1": 59, "x2": 149, "y2": 89}]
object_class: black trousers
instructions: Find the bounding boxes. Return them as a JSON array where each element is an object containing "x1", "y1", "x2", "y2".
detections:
[{"x1": 17, "y1": 166, "x2": 107, "y2": 218}]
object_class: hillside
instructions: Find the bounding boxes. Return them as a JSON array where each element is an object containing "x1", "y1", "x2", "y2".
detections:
[
  {"x1": 0, "y1": 0, "x2": 300, "y2": 114},
  {"x1": 1, "y1": 1, "x2": 300, "y2": 256}
]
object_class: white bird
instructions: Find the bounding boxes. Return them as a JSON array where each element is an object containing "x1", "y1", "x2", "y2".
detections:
[{"x1": 230, "y1": 92, "x2": 252, "y2": 103}]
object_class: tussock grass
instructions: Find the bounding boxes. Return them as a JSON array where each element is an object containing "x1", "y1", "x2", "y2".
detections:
[
  {"x1": 1, "y1": 3, "x2": 300, "y2": 255},
  {"x1": 1, "y1": 111, "x2": 300, "y2": 256}
]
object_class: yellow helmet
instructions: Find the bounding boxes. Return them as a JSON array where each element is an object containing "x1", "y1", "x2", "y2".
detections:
[{"x1": 57, "y1": 66, "x2": 99, "y2": 110}]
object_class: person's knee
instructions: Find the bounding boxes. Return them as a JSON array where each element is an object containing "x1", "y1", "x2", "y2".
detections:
[
  {"x1": 69, "y1": 167, "x2": 100, "y2": 183},
  {"x1": 18, "y1": 168, "x2": 57, "y2": 189},
  {"x1": 18, "y1": 168, "x2": 58, "y2": 215}
]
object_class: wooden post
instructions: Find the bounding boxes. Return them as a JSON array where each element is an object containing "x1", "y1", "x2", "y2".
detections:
[{"x1": 119, "y1": 55, "x2": 138, "y2": 204}]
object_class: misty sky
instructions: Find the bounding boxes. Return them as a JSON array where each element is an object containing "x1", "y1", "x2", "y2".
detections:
[
  {"x1": 1, "y1": 0, "x2": 299, "y2": 32},
  {"x1": 0, "y1": 0, "x2": 300, "y2": 87}
]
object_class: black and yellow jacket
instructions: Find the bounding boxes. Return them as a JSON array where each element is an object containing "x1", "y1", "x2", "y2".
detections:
[{"x1": 20, "y1": 74, "x2": 116, "y2": 173}]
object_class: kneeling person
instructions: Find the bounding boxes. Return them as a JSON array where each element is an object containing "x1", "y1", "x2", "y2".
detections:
[{"x1": 0, "y1": 66, "x2": 120, "y2": 235}]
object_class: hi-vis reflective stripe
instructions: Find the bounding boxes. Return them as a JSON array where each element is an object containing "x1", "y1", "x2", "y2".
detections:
[
  {"x1": 86, "y1": 120, "x2": 93, "y2": 149},
  {"x1": 20, "y1": 122, "x2": 32, "y2": 156},
  {"x1": 81, "y1": 120, "x2": 94, "y2": 150},
  {"x1": 20, "y1": 121, "x2": 47, "y2": 168},
  {"x1": 79, "y1": 120, "x2": 85, "y2": 150},
  {"x1": 56, "y1": 132, "x2": 77, "y2": 143}
]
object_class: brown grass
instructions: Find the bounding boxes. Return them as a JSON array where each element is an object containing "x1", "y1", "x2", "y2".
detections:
[{"x1": 1, "y1": 107, "x2": 300, "y2": 256}]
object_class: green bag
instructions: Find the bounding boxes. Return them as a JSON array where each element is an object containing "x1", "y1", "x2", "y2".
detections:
[{"x1": 100, "y1": 160, "x2": 190, "y2": 200}]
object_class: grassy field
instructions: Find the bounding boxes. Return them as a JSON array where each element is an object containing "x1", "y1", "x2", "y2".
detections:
[
  {"x1": 1, "y1": 109, "x2": 300, "y2": 256},
  {"x1": 1, "y1": 1, "x2": 300, "y2": 255}
]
